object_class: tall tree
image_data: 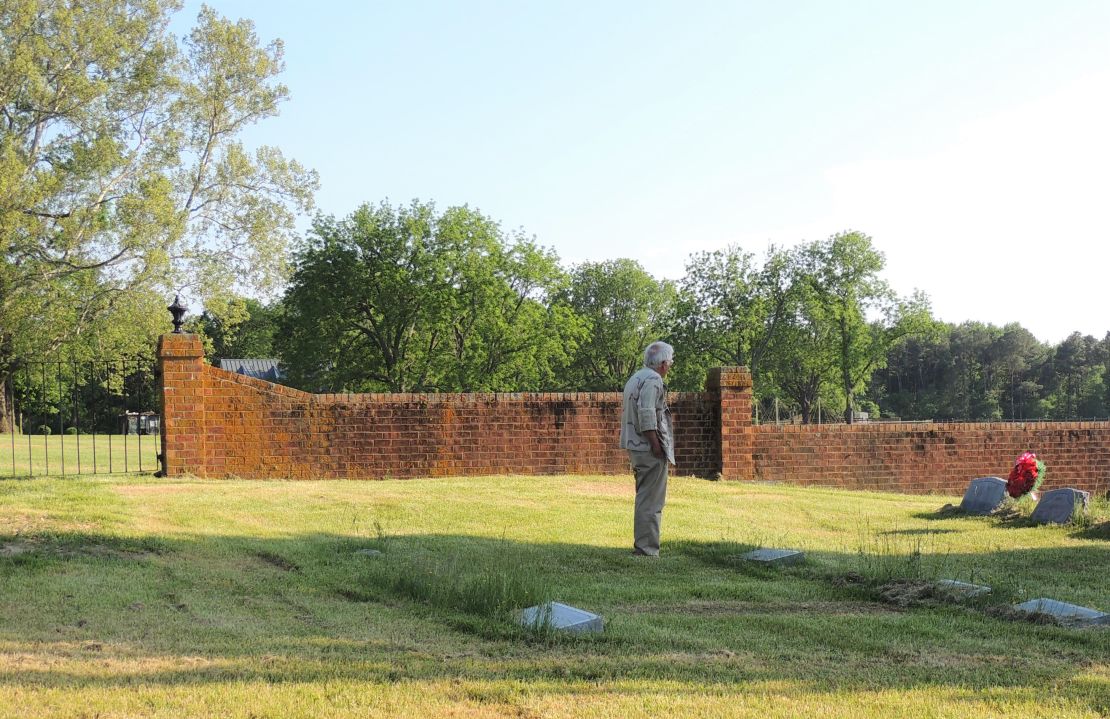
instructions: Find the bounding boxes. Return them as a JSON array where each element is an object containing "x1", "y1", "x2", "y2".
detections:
[
  {"x1": 1100, "y1": 332, "x2": 1110, "y2": 416},
  {"x1": 0, "y1": 1, "x2": 317, "y2": 430},
  {"x1": 668, "y1": 245, "x2": 791, "y2": 391},
  {"x1": 989, "y1": 323, "x2": 1048, "y2": 420},
  {"x1": 800, "y1": 231, "x2": 932, "y2": 423},
  {"x1": 1047, "y1": 332, "x2": 1104, "y2": 418},
  {"x1": 560, "y1": 259, "x2": 674, "y2": 391},
  {"x1": 279, "y1": 201, "x2": 584, "y2": 393},
  {"x1": 195, "y1": 296, "x2": 282, "y2": 360},
  {"x1": 761, "y1": 272, "x2": 840, "y2": 423}
]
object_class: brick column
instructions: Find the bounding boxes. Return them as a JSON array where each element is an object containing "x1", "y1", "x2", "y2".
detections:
[
  {"x1": 707, "y1": 367, "x2": 754, "y2": 480},
  {"x1": 157, "y1": 333, "x2": 207, "y2": 477}
]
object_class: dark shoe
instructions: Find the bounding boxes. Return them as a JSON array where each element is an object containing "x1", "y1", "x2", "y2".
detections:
[{"x1": 631, "y1": 549, "x2": 659, "y2": 557}]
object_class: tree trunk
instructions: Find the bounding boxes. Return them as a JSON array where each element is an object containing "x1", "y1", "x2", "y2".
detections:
[
  {"x1": 840, "y1": 316, "x2": 854, "y2": 424},
  {"x1": 799, "y1": 396, "x2": 812, "y2": 424},
  {"x1": 0, "y1": 374, "x2": 11, "y2": 434},
  {"x1": 0, "y1": 329, "x2": 14, "y2": 433}
]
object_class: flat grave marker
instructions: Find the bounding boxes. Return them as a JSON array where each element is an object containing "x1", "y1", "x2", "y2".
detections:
[
  {"x1": 1013, "y1": 598, "x2": 1108, "y2": 626},
  {"x1": 520, "y1": 602, "x2": 604, "y2": 634},
  {"x1": 935, "y1": 579, "x2": 991, "y2": 600},
  {"x1": 742, "y1": 548, "x2": 804, "y2": 567}
]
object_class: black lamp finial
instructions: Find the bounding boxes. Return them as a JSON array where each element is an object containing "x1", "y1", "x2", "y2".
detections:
[{"x1": 168, "y1": 295, "x2": 188, "y2": 333}]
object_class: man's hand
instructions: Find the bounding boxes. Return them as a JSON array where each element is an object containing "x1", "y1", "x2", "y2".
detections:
[{"x1": 645, "y1": 430, "x2": 665, "y2": 459}]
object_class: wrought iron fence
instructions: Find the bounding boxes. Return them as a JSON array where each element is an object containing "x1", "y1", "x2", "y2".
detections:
[
  {"x1": 754, "y1": 394, "x2": 1110, "y2": 426},
  {"x1": 2, "y1": 359, "x2": 159, "y2": 477}
]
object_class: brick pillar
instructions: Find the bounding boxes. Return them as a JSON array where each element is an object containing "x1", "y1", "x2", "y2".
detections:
[
  {"x1": 707, "y1": 367, "x2": 754, "y2": 480},
  {"x1": 157, "y1": 333, "x2": 207, "y2": 477}
]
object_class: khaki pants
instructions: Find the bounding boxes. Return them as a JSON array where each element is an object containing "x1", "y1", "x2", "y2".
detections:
[{"x1": 629, "y1": 450, "x2": 668, "y2": 556}]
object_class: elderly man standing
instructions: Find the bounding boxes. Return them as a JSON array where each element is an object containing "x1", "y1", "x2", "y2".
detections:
[{"x1": 620, "y1": 341, "x2": 675, "y2": 557}]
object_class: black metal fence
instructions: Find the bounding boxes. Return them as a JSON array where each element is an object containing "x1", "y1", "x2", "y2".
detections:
[
  {"x1": 2, "y1": 360, "x2": 159, "y2": 477},
  {"x1": 754, "y1": 394, "x2": 1110, "y2": 426}
]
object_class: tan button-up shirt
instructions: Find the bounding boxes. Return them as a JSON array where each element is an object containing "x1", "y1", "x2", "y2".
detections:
[{"x1": 619, "y1": 366, "x2": 674, "y2": 465}]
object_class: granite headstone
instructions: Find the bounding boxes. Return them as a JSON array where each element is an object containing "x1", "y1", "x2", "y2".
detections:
[
  {"x1": 1030, "y1": 488, "x2": 1090, "y2": 525},
  {"x1": 959, "y1": 477, "x2": 1008, "y2": 515}
]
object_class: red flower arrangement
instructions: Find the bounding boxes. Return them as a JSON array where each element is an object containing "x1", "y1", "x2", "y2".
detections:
[{"x1": 1007, "y1": 451, "x2": 1046, "y2": 499}]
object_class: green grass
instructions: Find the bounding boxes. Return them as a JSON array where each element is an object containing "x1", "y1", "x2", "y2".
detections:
[
  {"x1": 0, "y1": 475, "x2": 1107, "y2": 718},
  {"x1": 0, "y1": 433, "x2": 159, "y2": 477}
]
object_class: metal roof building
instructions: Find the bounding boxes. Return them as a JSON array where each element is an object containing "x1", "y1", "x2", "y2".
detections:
[{"x1": 218, "y1": 358, "x2": 284, "y2": 383}]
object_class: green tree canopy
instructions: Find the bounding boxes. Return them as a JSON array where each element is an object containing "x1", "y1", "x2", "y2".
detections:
[
  {"x1": 0, "y1": 0, "x2": 317, "y2": 430},
  {"x1": 559, "y1": 259, "x2": 675, "y2": 391},
  {"x1": 194, "y1": 296, "x2": 282, "y2": 361},
  {"x1": 279, "y1": 201, "x2": 584, "y2": 393},
  {"x1": 799, "y1": 231, "x2": 933, "y2": 423},
  {"x1": 667, "y1": 244, "x2": 792, "y2": 391}
]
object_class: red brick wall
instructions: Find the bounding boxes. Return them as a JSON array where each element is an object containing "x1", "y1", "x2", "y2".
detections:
[
  {"x1": 158, "y1": 334, "x2": 721, "y2": 479},
  {"x1": 159, "y1": 334, "x2": 1110, "y2": 493},
  {"x1": 157, "y1": 334, "x2": 206, "y2": 477},
  {"x1": 754, "y1": 422, "x2": 1110, "y2": 495},
  {"x1": 708, "y1": 367, "x2": 753, "y2": 481}
]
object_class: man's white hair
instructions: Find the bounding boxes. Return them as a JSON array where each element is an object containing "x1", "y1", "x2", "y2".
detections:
[{"x1": 643, "y1": 341, "x2": 674, "y2": 370}]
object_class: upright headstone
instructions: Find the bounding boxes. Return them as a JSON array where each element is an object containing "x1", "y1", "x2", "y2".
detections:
[
  {"x1": 1030, "y1": 488, "x2": 1090, "y2": 525},
  {"x1": 520, "y1": 602, "x2": 604, "y2": 633},
  {"x1": 959, "y1": 477, "x2": 1008, "y2": 515}
]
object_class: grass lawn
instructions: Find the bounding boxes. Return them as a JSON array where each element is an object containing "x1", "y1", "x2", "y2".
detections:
[
  {"x1": 0, "y1": 474, "x2": 1107, "y2": 718},
  {"x1": 0, "y1": 433, "x2": 160, "y2": 477}
]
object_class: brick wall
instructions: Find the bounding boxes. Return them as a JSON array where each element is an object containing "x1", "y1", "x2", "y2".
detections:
[
  {"x1": 158, "y1": 334, "x2": 1110, "y2": 493},
  {"x1": 753, "y1": 422, "x2": 1110, "y2": 495},
  {"x1": 157, "y1": 333, "x2": 206, "y2": 477},
  {"x1": 157, "y1": 334, "x2": 720, "y2": 480}
]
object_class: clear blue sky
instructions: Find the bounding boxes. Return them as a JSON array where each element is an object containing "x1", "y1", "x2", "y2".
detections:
[{"x1": 180, "y1": 1, "x2": 1110, "y2": 343}]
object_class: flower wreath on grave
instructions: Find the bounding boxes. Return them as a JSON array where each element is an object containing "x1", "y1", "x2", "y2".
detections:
[{"x1": 1006, "y1": 451, "x2": 1046, "y2": 499}]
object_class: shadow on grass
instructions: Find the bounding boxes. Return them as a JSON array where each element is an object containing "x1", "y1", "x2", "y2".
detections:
[
  {"x1": 912, "y1": 506, "x2": 981, "y2": 521},
  {"x1": 912, "y1": 506, "x2": 1043, "y2": 528},
  {"x1": 1071, "y1": 522, "x2": 1110, "y2": 541},
  {"x1": 0, "y1": 528, "x2": 1107, "y2": 707},
  {"x1": 0, "y1": 531, "x2": 169, "y2": 570}
]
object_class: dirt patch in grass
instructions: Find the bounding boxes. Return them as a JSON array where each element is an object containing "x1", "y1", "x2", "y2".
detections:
[
  {"x1": 830, "y1": 571, "x2": 869, "y2": 588},
  {"x1": 335, "y1": 587, "x2": 374, "y2": 603},
  {"x1": 984, "y1": 604, "x2": 1061, "y2": 626},
  {"x1": 0, "y1": 533, "x2": 165, "y2": 561},
  {"x1": 0, "y1": 542, "x2": 32, "y2": 557},
  {"x1": 878, "y1": 579, "x2": 947, "y2": 607},
  {"x1": 74, "y1": 543, "x2": 158, "y2": 560},
  {"x1": 254, "y1": 550, "x2": 300, "y2": 572}
]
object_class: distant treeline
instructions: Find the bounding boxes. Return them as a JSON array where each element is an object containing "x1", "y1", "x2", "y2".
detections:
[{"x1": 191, "y1": 201, "x2": 1110, "y2": 423}]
